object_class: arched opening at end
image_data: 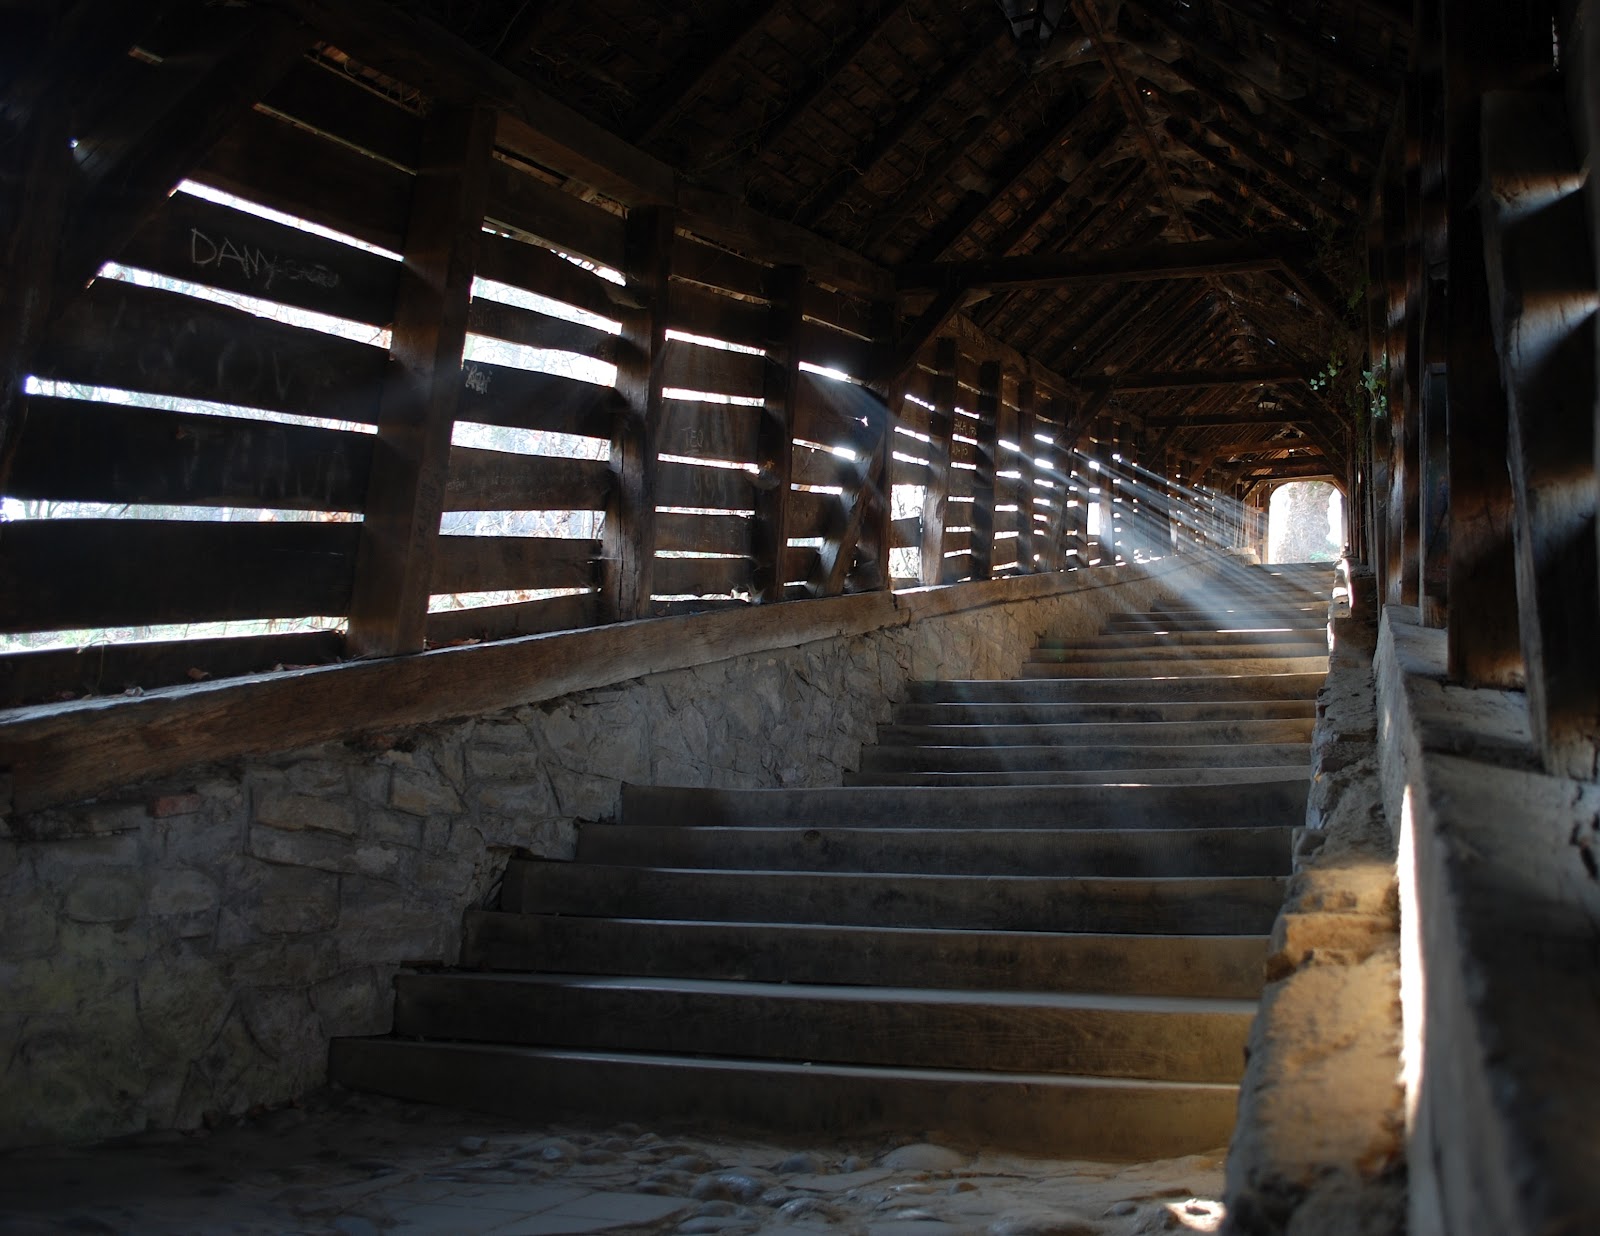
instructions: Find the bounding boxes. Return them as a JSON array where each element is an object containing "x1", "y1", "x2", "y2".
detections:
[{"x1": 1267, "y1": 480, "x2": 1344, "y2": 564}]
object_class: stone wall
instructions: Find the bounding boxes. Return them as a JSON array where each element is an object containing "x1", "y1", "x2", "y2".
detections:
[
  {"x1": 0, "y1": 559, "x2": 1202, "y2": 1148},
  {"x1": 1224, "y1": 563, "x2": 1406, "y2": 1236}
]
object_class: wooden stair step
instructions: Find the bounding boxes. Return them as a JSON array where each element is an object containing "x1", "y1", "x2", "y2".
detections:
[
  {"x1": 576, "y1": 824, "x2": 1295, "y2": 877},
  {"x1": 460, "y1": 913, "x2": 1272, "y2": 998},
  {"x1": 1041, "y1": 628, "x2": 1329, "y2": 649},
  {"x1": 907, "y1": 673, "x2": 1327, "y2": 704},
  {"x1": 1028, "y1": 642, "x2": 1327, "y2": 664},
  {"x1": 855, "y1": 741, "x2": 1311, "y2": 775},
  {"x1": 850, "y1": 766, "x2": 1317, "y2": 788},
  {"x1": 328, "y1": 1039, "x2": 1241, "y2": 1159},
  {"x1": 501, "y1": 861, "x2": 1289, "y2": 934},
  {"x1": 391, "y1": 974, "x2": 1257, "y2": 1083},
  {"x1": 618, "y1": 778, "x2": 1309, "y2": 828},
  {"x1": 875, "y1": 717, "x2": 1316, "y2": 748},
  {"x1": 892, "y1": 699, "x2": 1318, "y2": 725},
  {"x1": 1020, "y1": 655, "x2": 1329, "y2": 678}
]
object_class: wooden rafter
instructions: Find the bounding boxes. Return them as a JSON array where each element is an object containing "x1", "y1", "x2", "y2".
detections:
[
  {"x1": 624, "y1": 0, "x2": 785, "y2": 146},
  {"x1": 1203, "y1": 0, "x2": 1398, "y2": 99},
  {"x1": 794, "y1": 24, "x2": 1007, "y2": 229}
]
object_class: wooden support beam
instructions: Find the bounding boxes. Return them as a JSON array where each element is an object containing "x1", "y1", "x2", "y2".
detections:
[
  {"x1": 897, "y1": 234, "x2": 1307, "y2": 295},
  {"x1": 919, "y1": 339, "x2": 959, "y2": 585},
  {"x1": 1202, "y1": 0, "x2": 1399, "y2": 99},
  {"x1": 1146, "y1": 411, "x2": 1310, "y2": 430},
  {"x1": 795, "y1": 25, "x2": 1006, "y2": 230},
  {"x1": 347, "y1": 104, "x2": 496, "y2": 657},
  {"x1": 970, "y1": 361, "x2": 1003, "y2": 581},
  {"x1": 1481, "y1": 88, "x2": 1600, "y2": 779},
  {"x1": 1102, "y1": 365, "x2": 1309, "y2": 393},
  {"x1": 624, "y1": 1, "x2": 784, "y2": 146},
  {"x1": 753, "y1": 266, "x2": 803, "y2": 603},
  {"x1": 1015, "y1": 379, "x2": 1039, "y2": 573},
  {"x1": 870, "y1": 284, "x2": 968, "y2": 396},
  {"x1": 1441, "y1": 0, "x2": 1535, "y2": 689},
  {"x1": 814, "y1": 428, "x2": 889, "y2": 597},
  {"x1": 602, "y1": 207, "x2": 675, "y2": 623}
]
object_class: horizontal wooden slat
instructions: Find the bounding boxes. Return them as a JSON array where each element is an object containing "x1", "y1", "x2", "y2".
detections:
[
  {"x1": 0, "y1": 519, "x2": 359, "y2": 632},
  {"x1": 892, "y1": 515, "x2": 922, "y2": 548},
  {"x1": 800, "y1": 283, "x2": 880, "y2": 340},
  {"x1": 674, "y1": 235, "x2": 771, "y2": 300},
  {"x1": 6, "y1": 398, "x2": 372, "y2": 511},
  {"x1": 656, "y1": 512, "x2": 753, "y2": 556},
  {"x1": 660, "y1": 400, "x2": 760, "y2": 463},
  {"x1": 193, "y1": 108, "x2": 412, "y2": 253},
  {"x1": 445, "y1": 448, "x2": 611, "y2": 511},
  {"x1": 787, "y1": 488, "x2": 840, "y2": 539},
  {"x1": 456, "y1": 362, "x2": 621, "y2": 439},
  {"x1": 893, "y1": 397, "x2": 934, "y2": 437},
  {"x1": 944, "y1": 530, "x2": 974, "y2": 554},
  {"x1": 654, "y1": 554, "x2": 754, "y2": 597},
  {"x1": 656, "y1": 461, "x2": 757, "y2": 511},
  {"x1": 467, "y1": 298, "x2": 617, "y2": 362},
  {"x1": 796, "y1": 319, "x2": 878, "y2": 378},
  {"x1": 942, "y1": 552, "x2": 975, "y2": 579},
  {"x1": 783, "y1": 545, "x2": 821, "y2": 582},
  {"x1": 476, "y1": 232, "x2": 627, "y2": 322},
  {"x1": 259, "y1": 57, "x2": 422, "y2": 171},
  {"x1": 485, "y1": 159, "x2": 625, "y2": 271},
  {"x1": 120, "y1": 191, "x2": 401, "y2": 326},
  {"x1": 660, "y1": 339, "x2": 765, "y2": 397},
  {"x1": 431, "y1": 536, "x2": 598, "y2": 595},
  {"x1": 39, "y1": 280, "x2": 387, "y2": 424},
  {"x1": 948, "y1": 466, "x2": 978, "y2": 498},
  {"x1": 667, "y1": 281, "x2": 768, "y2": 349},
  {"x1": 993, "y1": 537, "x2": 1023, "y2": 568},
  {"x1": 794, "y1": 376, "x2": 878, "y2": 452},
  {"x1": 651, "y1": 597, "x2": 750, "y2": 617},
  {"x1": 0, "y1": 630, "x2": 345, "y2": 708},
  {"x1": 793, "y1": 444, "x2": 858, "y2": 490},
  {"x1": 426, "y1": 590, "x2": 599, "y2": 646}
]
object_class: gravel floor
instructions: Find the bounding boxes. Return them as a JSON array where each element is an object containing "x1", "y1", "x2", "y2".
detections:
[{"x1": 0, "y1": 1089, "x2": 1227, "y2": 1235}]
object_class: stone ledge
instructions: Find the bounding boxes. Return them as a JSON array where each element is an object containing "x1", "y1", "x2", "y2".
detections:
[{"x1": 1377, "y1": 607, "x2": 1600, "y2": 1236}]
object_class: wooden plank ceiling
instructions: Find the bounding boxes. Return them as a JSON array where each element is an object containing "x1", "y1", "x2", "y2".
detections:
[{"x1": 364, "y1": 0, "x2": 1403, "y2": 475}]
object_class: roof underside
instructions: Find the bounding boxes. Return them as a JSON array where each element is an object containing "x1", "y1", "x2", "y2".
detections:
[{"x1": 405, "y1": 0, "x2": 1406, "y2": 474}]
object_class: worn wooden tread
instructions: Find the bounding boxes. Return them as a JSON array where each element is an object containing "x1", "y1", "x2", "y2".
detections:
[
  {"x1": 459, "y1": 913, "x2": 1272, "y2": 997},
  {"x1": 856, "y1": 740, "x2": 1311, "y2": 774},
  {"x1": 391, "y1": 973, "x2": 1256, "y2": 1081},
  {"x1": 618, "y1": 778, "x2": 1310, "y2": 828},
  {"x1": 907, "y1": 673, "x2": 1327, "y2": 703},
  {"x1": 1019, "y1": 655, "x2": 1330, "y2": 679},
  {"x1": 327, "y1": 1039, "x2": 1242, "y2": 1159},
  {"x1": 576, "y1": 824, "x2": 1295, "y2": 876},
  {"x1": 848, "y1": 766, "x2": 1313, "y2": 788},
  {"x1": 875, "y1": 717, "x2": 1315, "y2": 748},
  {"x1": 892, "y1": 699, "x2": 1318, "y2": 725},
  {"x1": 501, "y1": 861, "x2": 1290, "y2": 934}
]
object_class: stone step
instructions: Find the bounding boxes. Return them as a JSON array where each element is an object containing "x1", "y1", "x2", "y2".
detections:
[
  {"x1": 501, "y1": 861, "x2": 1289, "y2": 934},
  {"x1": 855, "y1": 741, "x2": 1311, "y2": 776},
  {"x1": 391, "y1": 974, "x2": 1257, "y2": 1083},
  {"x1": 460, "y1": 913, "x2": 1272, "y2": 998},
  {"x1": 876, "y1": 717, "x2": 1315, "y2": 749},
  {"x1": 577, "y1": 824, "x2": 1294, "y2": 877},
  {"x1": 328, "y1": 1039, "x2": 1241, "y2": 1159},
  {"x1": 907, "y1": 673, "x2": 1326, "y2": 704},
  {"x1": 850, "y1": 766, "x2": 1311, "y2": 788},
  {"x1": 1027, "y1": 643, "x2": 1327, "y2": 665},
  {"x1": 892, "y1": 699, "x2": 1317, "y2": 726},
  {"x1": 1020, "y1": 655, "x2": 1330, "y2": 678},
  {"x1": 1039, "y1": 628, "x2": 1329, "y2": 650},
  {"x1": 619, "y1": 778, "x2": 1309, "y2": 829}
]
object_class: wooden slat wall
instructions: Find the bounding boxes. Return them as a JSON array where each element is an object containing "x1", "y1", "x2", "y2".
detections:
[{"x1": 0, "y1": 43, "x2": 1183, "y2": 707}]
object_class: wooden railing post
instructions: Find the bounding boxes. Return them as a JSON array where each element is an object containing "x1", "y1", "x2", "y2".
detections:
[
  {"x1": 754, "y1": 264, "x2": 802, "y2": 603},
  {"x1": 920, "y1": 338, "x2": 958, "y2": 585},
  {"x1": 347, "y1": 103, "x2": 496, "y2": 657},
  {"x1": 603, "y1": 205, "x2": 674, "y2": 622},
  {"x1": 1015, "y1": 379, "x2": 1038, "y2": 573},
  {"x1": 970, "y1": 360, "x2": 1001, "y2": 580}
]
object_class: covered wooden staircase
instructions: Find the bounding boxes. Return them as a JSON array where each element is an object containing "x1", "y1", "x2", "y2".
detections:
[{"x1": 331, "y1": 564, "x2": 1333, "y2": 1158}]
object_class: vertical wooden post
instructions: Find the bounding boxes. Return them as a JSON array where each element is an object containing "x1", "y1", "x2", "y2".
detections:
[
  {"x1": 1015, "y1": 379, "x2": 1038, "y2": 573},
  {"x1": 1442, "y1": 0, "x2": 1532, "y2": 687},
  {"x1": 347, "y1": 104, "x2": 495, "y2": 657},
  {"x1": 754, "y1": 265, "x2": 802, "y2": 603},
  {"x1": 1039, "y1": 395, "x2": 1069, "y2": 571},
  {"x1": 970, "y1": 360, "x2": 1001, "y2": 580},
  {"x1": 603, "y1": 205, "x2": 674, "y2": 622},
  {"x1": 1482, "y1": 88, "x2": 1600, "y2": 779},
  {"x1": 920, "y1": 339, "x2": 957, "y2": 585}
]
